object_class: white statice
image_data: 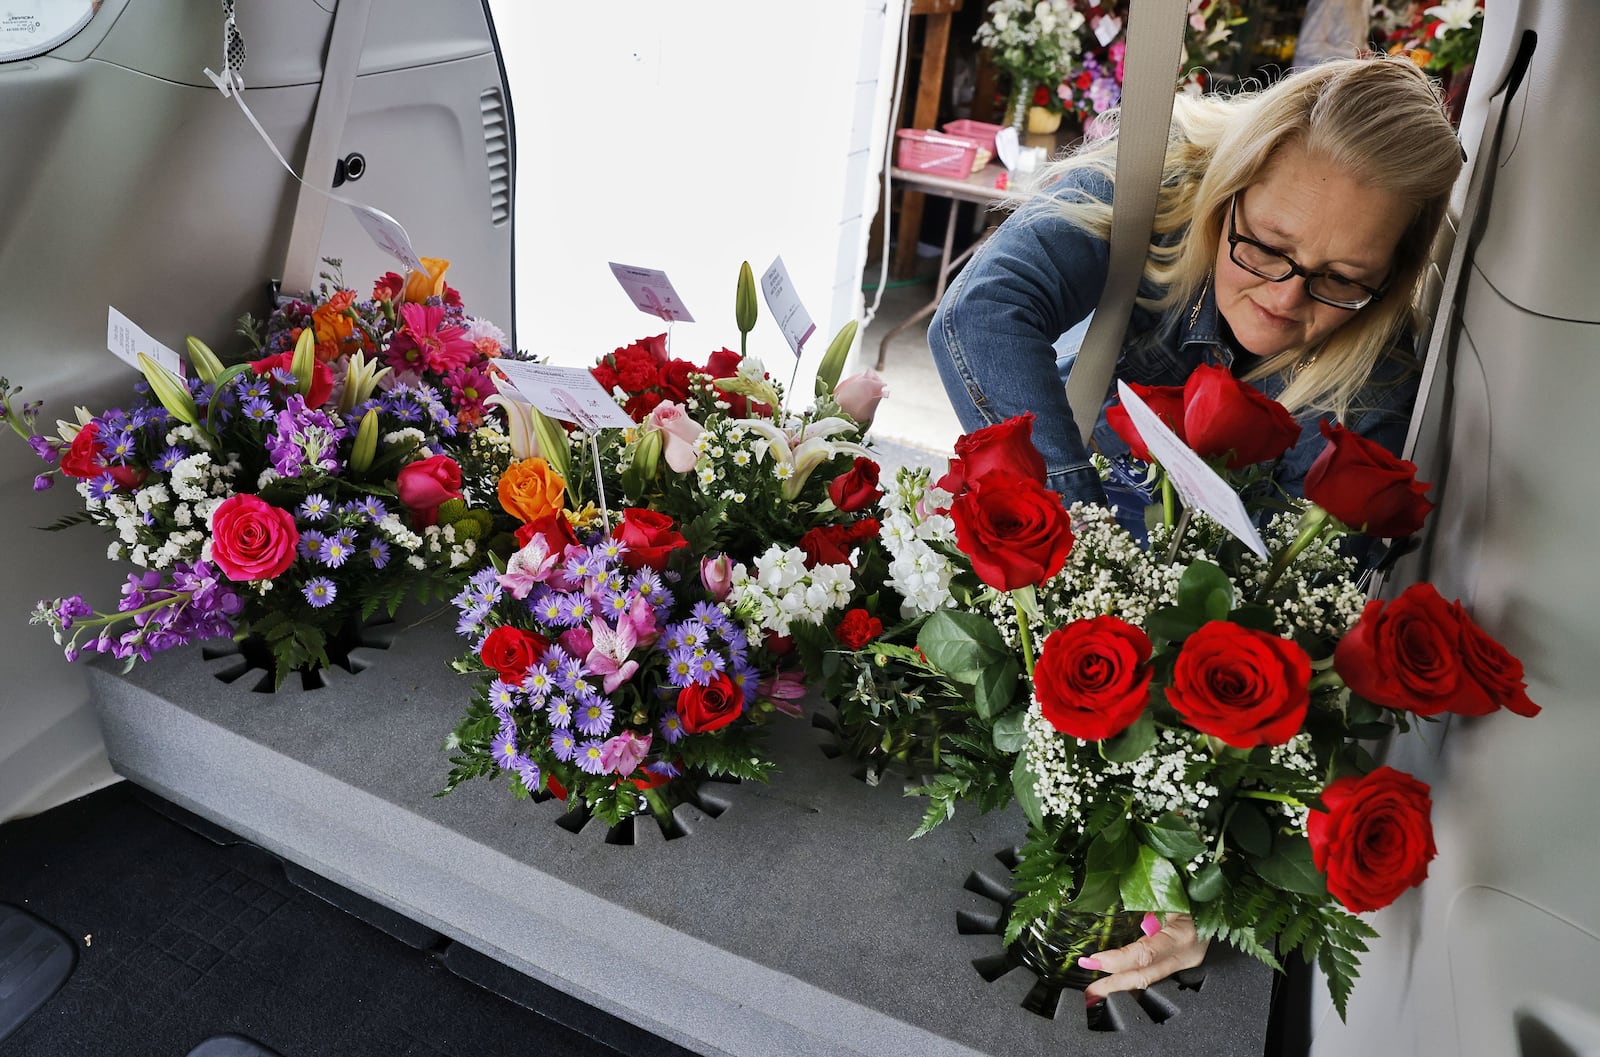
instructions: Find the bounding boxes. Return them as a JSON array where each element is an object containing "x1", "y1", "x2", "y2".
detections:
[
  {"x1": 376, "y1": 512, "x2": 424, "y2": 553},
  {"x1": 1024, "y1": 703, "x2": 1219, "y2": 836},
  {"x1": 727, "y1": 545, "x2": 855, "y2": 637},
  {"x1": 877, "y1": 466, "x2": 959, "y2": 615}
]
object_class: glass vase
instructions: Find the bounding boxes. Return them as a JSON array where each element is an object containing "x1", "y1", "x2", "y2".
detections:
[
  {"x1": 1011, "y1": 906, "x2": 1146, "y2": 989},
  {"x1": 1006, "y1": 76, "x2": 1036, "y2": 135}
]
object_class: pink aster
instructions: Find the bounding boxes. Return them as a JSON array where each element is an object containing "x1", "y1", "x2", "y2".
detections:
[{"x1": 386, "y1": 302, "x2": 476, "y2": 375}]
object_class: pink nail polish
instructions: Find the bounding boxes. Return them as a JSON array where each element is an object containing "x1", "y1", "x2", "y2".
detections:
[
  {"x1": 1077, "y1": 956, "x2": 1103, "y2": 971},
  {"x1": 1085, "y1": 991, "x2": 1103, "y2": 1008},
  {"x1": 1141, "y1": 912, "x2": 1161, "y2": 937}
]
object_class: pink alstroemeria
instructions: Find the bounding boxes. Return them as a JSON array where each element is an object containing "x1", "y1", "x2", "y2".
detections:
[
  {"x1": 386, "y1": 303, "x2": 476, "y2": 375},
  {"x1": 620, "y1": 593, "x2": 660, "y2": 648},
  {"x1": 498, "y1": 534, "x2": 562, "y2": 599},
  {"x1": 599, "y1": 730, "x2": 652, "y2": 776},
  {"x1": 757, "y1": 668, "x2": 808, "y2": 717},
  {"x1": 585, "y1": 616, "x2": 640, "y2": 694}
]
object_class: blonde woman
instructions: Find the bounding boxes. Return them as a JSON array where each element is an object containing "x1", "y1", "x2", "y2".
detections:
[{"x1": 929, "y1": 55, "x2": 1462, "y2": 522}]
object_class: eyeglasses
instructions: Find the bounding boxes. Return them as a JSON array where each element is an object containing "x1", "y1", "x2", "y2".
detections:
[{"x1": 1226, "y1": 194, "x2": 1388, "y2": 310}]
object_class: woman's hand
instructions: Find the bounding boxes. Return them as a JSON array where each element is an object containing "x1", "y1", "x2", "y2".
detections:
[{"x1": 1080, "y1": 913, "x2": 1209, "y2": 1005}]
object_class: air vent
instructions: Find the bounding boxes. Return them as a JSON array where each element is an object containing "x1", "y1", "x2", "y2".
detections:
[{"x1": 480, "y1": 88, "x2": 511, "y2": 227}]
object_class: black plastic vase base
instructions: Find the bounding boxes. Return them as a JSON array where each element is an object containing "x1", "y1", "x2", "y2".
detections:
[
  {"x1": 200, "y1": 615, "x2": 396, "y2": 693},
  {"x1": 959, "y1": 846, "x2": 1208, "y2": 1029},
  {"x1": 0, "y1": 904, "x2": 75, "y2": 1046}
]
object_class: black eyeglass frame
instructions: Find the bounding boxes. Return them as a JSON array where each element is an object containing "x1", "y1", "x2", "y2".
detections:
[{"x1": 1226, "y1": 194, "x2": 1389, "y2": 311}]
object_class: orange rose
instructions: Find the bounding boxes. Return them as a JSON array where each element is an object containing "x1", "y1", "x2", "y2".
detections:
[
  {"x1": 498, "y1": 458, "x2": 567, "y2": 524},
  {"x1": 403, "y1": 257, "x2": 451, "y2": 303},
  {"x1": 311, "y1": 290, "x2": 358, "y2": 361}
]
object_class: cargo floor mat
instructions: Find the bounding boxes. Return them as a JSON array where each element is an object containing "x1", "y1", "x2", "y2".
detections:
[{"x1": 0, "y1": 783, "x2": 692, "y2": 1057}]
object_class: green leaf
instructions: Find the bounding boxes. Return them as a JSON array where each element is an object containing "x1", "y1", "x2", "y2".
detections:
[
  {"x1": 1144, "y1": 606, "x2": 1200, "y2": 643},
  {"x1": 1063, "y1": 870, "x2": 1121, "y2": 913},
  {"x1": 1086, "y1": 822, "x2": 1137, "y2": 877},
  {"x1": 1177, "y1": 560, "x2": 1232, "y2": 616},
  {"x1": 918, "y1": 610, "x2": 1010, "y2": 680},
  {"x1": 1101, "y1": 708, "x2": 1156, "y2": 762},
  {"x1": 1119, "y1": 845, "x2": 1191, "y2": 914},
  {"x1": 1012, "y1": 755, "x2": 1044, "y2": 830},
  {"x1": 1138, "y1": 813, "x2": 1207, "y2": 863},
  {"x1": 971, "y1": 656, "x2": 1021, "y2": 720},
  {"x1": 1188, "y1": 862, "x2": 1226, "y2": 902},
  {"x1": 991, "y1": 707, "x2": 1029, "y2": 753},
  {"x1": 1227, "y1": 802, "x2": 1273, "y2": 858},
  {"x1": 1227, "y1": 604, "x2": 1281, "y2": 634},
  {"x1": 1253, "y1": 835, "x2": 1328, "y2": 896},
  {"x1": 1203, "y1": 587, "x2": 1232, "y2": 622}
]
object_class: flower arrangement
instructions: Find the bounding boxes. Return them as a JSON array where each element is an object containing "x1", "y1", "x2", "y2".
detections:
[
  {"x1": 1384, "y1": 0, "x2": 1485, "y2": 76},
  {"x1": 6, "y1": 258, "x2": 511, "y2": 685},
  {"x1": 974, "y1": 0, "x2": 1088, "y2": 90},
  {"x1": 440, "y1": 262, "x2": 889, "y2": 826},
  {"x1": 809, "y1": 367, "x2": 1539, "y2": 1016}
]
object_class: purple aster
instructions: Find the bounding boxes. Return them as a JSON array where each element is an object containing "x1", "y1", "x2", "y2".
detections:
[
  {"x1": 317, "y1": 529, "x2": 356, "y2": 568},
  {"x1": 237, "y1": 376, "x2": 273, "y2": 401},
  {"x1": 86, "y1": 473, "x2": 118, "y2": 501},
  {"x1": 658, "y1": 711, "x2": 684, "y2": 745},
  {"x1": 674, "y1": 619, "x2": 710, "y2": 651},
  {"x1": 456, "y1": 608, "x2": 488, "y2": 640},
  {"x1": 491, "y1": 728, "x2": 520, "y2": 769},
  {"x1": 575, "y1": 739, "x2": 608, "y2": 776},
  {"x1": 298, "y1": 529, "x2": 327, "y2": 560},
  {"x1": 242, "y1": 397, "x2": 275, "y2": 422},
  {"x1": 153, "y1": 446, "x2": 188, "y2": 472},
  {"x1": 546, "y1": 696, "x2": 573, "y2": 729},
  {"x1": 532, "y1": 589, "x2": 566, "y2": 625},
  {"x1": 730, "y1": 661, "x2": 761, "y2": 705},
  {"x1": 100, "y1": 429, "x2": 137, "y2": 464},
  {"x1": 385, "y1": 390, "x2": 423, "y2": 422},
  {"x1": 665, "y1": 646, "x2": 697, "y2": 686},
  {"x1": 599, "y1": 589, "x2": 633, "y2": 619},
  {"x1": 298, "y1": 493, "x2": 332, "y2": 521},
  {"x1": 628, "y1": 567, "x2": 664, "y2": 600},
  {"x1": 549, "y1": 729, "x2": 578, "y2": 762},
  {"x1": 303, "y1": 577, "x2": 337, "y2": 608},
  {"x1": 465, "y1": 566, "x2": 502, "y2": 608},
  {"x1": 516, "y1": 761, "x2": 541, "y2": 794},
  {"x1": 574, "y1": 697, "x2": 614, "y2": 737},
  {"x1": 690, "y1": 650, "x2": 728, "y2": 685},
  {"x1": 366, "y1": 538, "x2": 391, "y2": 570},
  {"x1": 691, "y1": 601, "x2": 730, "y2": 632},
  {"x1": 270, "y1": 367, "x2": 298, "y2": 387},
  {"x1": 563, "y1": 552, "x2": 595, "y2": 583},
  {"x1": 556, "y1": 593, "x2": 594, "y2": 628},
  {"x1": 555, "y1": 655, "x2": 589, "y2": 695},
  {"x1": 486, "y1": 679, "x2": 520, "y2": 717},
  {"x1": 358, "y1": 496, "x2": 387, "y2": 521},
  {"x1": 645, "y1": 760, "x2": 682, "y2": 780},
  {"x1": 523, "y1": 663, "x2": 554, "y2": 702}
]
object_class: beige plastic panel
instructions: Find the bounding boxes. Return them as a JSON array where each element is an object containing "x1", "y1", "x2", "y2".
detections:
[
  {"x1": 0, "y1": 0, "x2": 510, "y2": 820},
  {"x1": 1310, "y1": 2, "x2": 1600, "y2": 1050}
]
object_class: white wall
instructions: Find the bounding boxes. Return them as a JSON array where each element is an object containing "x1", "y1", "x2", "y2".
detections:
[{"x1": 487, "y1": 0, "x2": 907, "y2": 394}]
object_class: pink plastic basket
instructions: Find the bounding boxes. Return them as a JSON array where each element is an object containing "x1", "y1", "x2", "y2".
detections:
[
  {"x1": 895, "y1": 129, "x2": 981, "y2": 179},
  {"x1": 941, "y1": 119, "x2": 1006, "y2": 158}
]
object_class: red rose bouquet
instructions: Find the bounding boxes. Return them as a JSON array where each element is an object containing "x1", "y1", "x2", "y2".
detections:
[
  {"x1": 814, "y1": 363, "x2": 1541, "y2": 1017},
  {"x1": 6, "y1": 263, "x2": 511, "y2": 685}
]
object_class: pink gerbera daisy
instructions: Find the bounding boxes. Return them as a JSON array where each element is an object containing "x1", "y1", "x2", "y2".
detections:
[{"x1": 386, "y1": 303, "x2": 476, "y2": 376}]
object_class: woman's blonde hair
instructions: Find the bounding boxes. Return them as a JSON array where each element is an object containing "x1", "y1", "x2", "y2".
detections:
[{"x1": 1033, "y1": 55, "x2": 1463, "y2": 419}]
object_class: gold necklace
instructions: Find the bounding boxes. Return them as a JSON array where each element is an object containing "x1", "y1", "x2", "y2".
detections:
[{"x1": 1188, "y1": 274, "x2": 1212, "y2": 328}]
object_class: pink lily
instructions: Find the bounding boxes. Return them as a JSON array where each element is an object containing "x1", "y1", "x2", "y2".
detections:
[{"x1": 757, "y1": 668, "x2": 808, "y2": 717}]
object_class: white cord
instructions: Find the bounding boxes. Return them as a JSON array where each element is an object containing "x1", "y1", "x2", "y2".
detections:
[{"x1": 860, "y1": 0, "x2": 915, "y2": 331}]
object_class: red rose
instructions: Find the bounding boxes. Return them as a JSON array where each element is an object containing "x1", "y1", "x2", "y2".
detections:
[
  {"x1": 937, "y1": 413, "x2": 1049, "y2": 495},
  {"x1": 613, "y1": 508, "x2": 687, "y2": 570},
  {"x1": 58, "y1": 422, "x2": 145, "y2": 489},
  {"x1": 1334, "y1": 583, "x2": 1493, "y2": 717},
  {"x1": 1167, "y1": 621, "x2": 1310, "y2": 747},
  {"x1": 1034, "y1": 616, "x2": 1154, "y2": 741},
  {"x1": 1105, "y1": 383, "x2": 1186, "y2": 463},
  {"x1": 1304, "y1": 420, "x2": 1433, "y2": 538},
  {"x1": 515, "y1": 510, "x2": 581, "y2": 556},
  {"x1": 798, "y1": 518, "x2": 880, "y2": 568},
  {"x1": 396, "y1": 454, "x2": 463, "y2": 528},
  {"x1": 950, "y1": 470, "x2": 1073, "y2": 591},
  {"x1": 676, "y1": 670, "x2": 744, "y2": 734},
  {"x1": 705, "y1": 348, "x2": 742, "y2": 376},
  {"x1": 1450, "y1": 601, "x2": 1540, "y2": 717},
  {"x1": 833, "y1": 608, "x2": 884, "y2": 650},
  {"x1": 658, "y1": 359, "x2": 697, "y2": 402},
  {"x1": 479, "y1": 624, "x2": 550, "y2": 684},
  {"x1": 1307, "y1": 766, "x2": 1437, "y2": 913},
  {"x1": 827, "y1": 457, "x2": 884, "y2": 513},
  {"x1": 209, "y1": 493, "x2": 298, "y2": 581},
  {"x1": 1075, "y1": 71, "x2": 1093, "y2": 90},
  {"x1": 1181, "y1": 363, "x2": 1300, "y2": 469},
  {"x1": 250, "y1": 350, "x2": 334, "y2": 409}
]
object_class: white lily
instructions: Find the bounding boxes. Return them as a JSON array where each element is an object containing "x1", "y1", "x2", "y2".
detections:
[
  {"x1": 337, "y1": 350, "x2": 392, "y2": 415},
  {"x1": 740, "y1": 416, "x2": 871, "y2": 501},
  {"x1": 54, "y1": 406, "x2": 94, "y2": 443},
  {"x1": 483, "y1": 391, "x2": 542, "y2": 460},
  {"x1": 1423, "y1": 0, "x2": 1478, "y2": 33}
]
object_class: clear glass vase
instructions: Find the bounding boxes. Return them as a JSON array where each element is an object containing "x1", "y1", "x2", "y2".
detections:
[
  {"x1": 1011, "y1": 906, "x2": 1146, "y2": 989},
  {"x1": 1006, "y1": 76, "x2": 1036, "y2": 135}
]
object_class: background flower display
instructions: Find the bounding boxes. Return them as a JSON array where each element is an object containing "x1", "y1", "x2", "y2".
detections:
[
  {"x1": 440, "y1": 262, "x2": 889, "y2": 828},
  {"x1": 974, "y1": 0, "x2": 1088, "y2": 129},
  {"x1": 6, "y1": 259, "x2": 510, "y2": 684},
  {"x1": 1383, "y1": 0, "x2": 1485, "y2": 77},
  {"x1": 808, "y1": 369, "x2": 1539, "y2": 1016}
]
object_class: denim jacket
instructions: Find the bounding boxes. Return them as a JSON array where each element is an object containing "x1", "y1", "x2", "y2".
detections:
[{"x1": 928, "y1": 167, "x2": 1420, "y2": 509}]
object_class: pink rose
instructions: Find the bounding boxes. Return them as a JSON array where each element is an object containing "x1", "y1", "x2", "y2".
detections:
[
  {"x1": 209, "y1": 494, "x2": 299, "y2": 582},
  {"x1": 645, "y1": 400, "x2": 704, "y2": 473},
  {"x1": 833, "y1": 369, "x2": 889, "y2": 428},
  {"x1": 701, "y1": 554, "x2": 734, "y2": 601},
  {"x1": 396, "y1": 454, "x2": 463, "y2": 527}
]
